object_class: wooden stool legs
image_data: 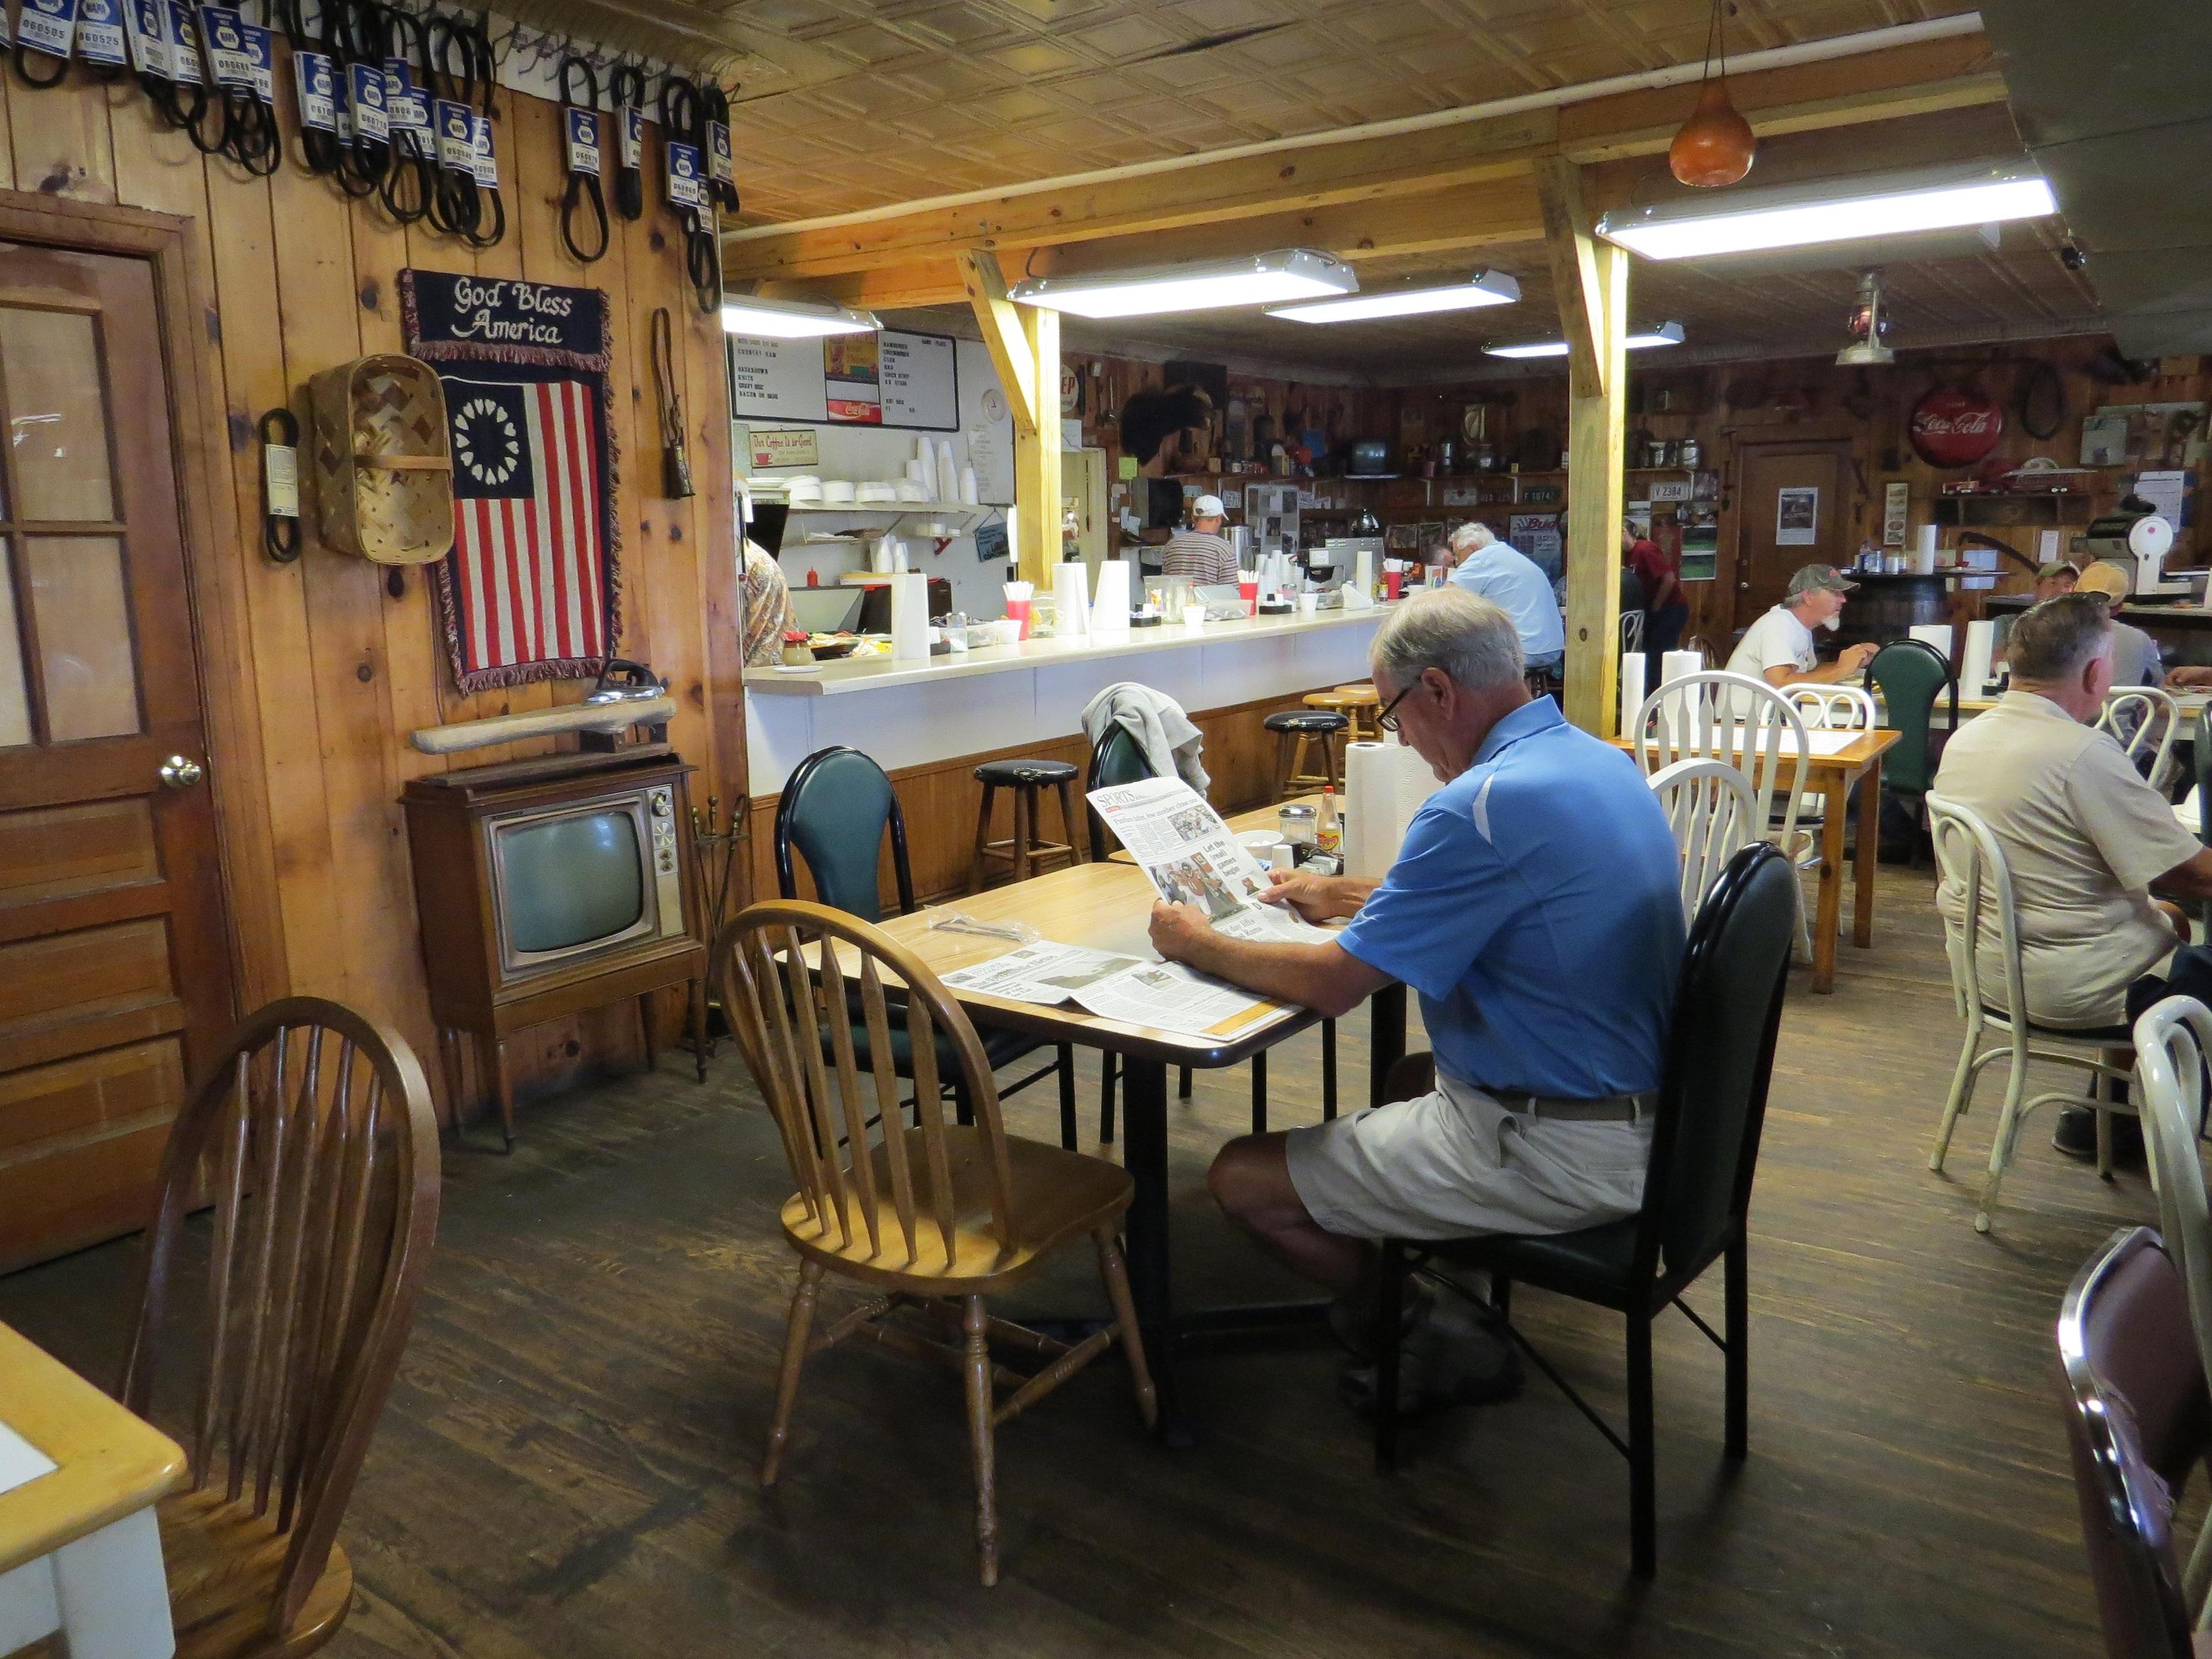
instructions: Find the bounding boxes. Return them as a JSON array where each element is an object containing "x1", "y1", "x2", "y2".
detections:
[
  {"x1": 969, "y1": 783, "x2": 998, "y2": 895},
  {"x1": 970, "y1": 778, "x2": 1083, "y2": 892}
]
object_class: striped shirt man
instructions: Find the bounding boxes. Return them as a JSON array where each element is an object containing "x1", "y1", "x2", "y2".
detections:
[{"x1": 1159, "y1": 492, "x2": 1239, "y2": 585}]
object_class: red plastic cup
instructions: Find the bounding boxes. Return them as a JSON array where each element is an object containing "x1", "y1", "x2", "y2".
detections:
[
  {"x1": 1006, "y1": 599, "x2": 1032, "y2": 639},
  {"x1": 1238, "y1": 578, "x2": 1259, "y2": 616},
  {"x1": 1384, "y1": 567, "x2": 1405, "y2": 600}
]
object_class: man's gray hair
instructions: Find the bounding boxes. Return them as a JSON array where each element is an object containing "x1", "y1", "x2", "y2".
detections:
[
  {"x1": 2008, "y1": 591, "x2": 2115, "y2": 683},
  {"x1": 1449, "y1": 520, "x2": 1496, "y2": 554},
  {"x1": 1371, "y1": 586, "x2": 1524, "y2": 691}
]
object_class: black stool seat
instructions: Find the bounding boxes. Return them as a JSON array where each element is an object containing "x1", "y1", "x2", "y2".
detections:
[
  {"x1": 1264, "y1": 710, "x2": 1349, "y2": 734},
  {"x1": 975, "y1": 757, "x2": 1080, "y2": 786}
]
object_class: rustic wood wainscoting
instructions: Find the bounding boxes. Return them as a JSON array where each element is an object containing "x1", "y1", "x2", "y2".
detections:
[
  {"x1": 744, "y1": 689, "x2": 1335, "y2": 907},
  {"x1": 0, "y1": 63, "x2": 740, "y2": 1215}
]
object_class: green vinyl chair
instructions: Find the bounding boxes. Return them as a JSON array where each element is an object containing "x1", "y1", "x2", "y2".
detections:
[
  {"x1": 775, "y1": 745, "x2": 1077, "y2": 1147},
  {"x1": 1864, "y1": 637, "x2": 1958, "y2": 865}
]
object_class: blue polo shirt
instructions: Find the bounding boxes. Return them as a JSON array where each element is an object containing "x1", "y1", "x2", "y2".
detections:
[
  {"x1": 1336, "y1": 699, "x2": 1684, "y2": 1097},
  {"x1": 1449, "y1": 541, "x2": 1566, "y2": 665}
]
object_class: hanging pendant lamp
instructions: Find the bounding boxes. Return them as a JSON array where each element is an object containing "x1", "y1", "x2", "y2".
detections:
[{"x1": 1669, "y1": 0, "x2": 1756, "y2": 188}]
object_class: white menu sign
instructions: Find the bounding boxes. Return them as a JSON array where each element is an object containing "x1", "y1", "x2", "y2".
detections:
[
  {"x1": 878, "y1": 329, "x2": 959, "y2": 430},
  {"x1": 726, "y1": 333, "x2": 828, "y2": 423}
]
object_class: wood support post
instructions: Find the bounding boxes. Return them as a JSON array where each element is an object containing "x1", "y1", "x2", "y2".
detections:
[
  {"x1": 1539, "y1": 158, "x2": 1628, "y2": 738},
  {"x1": 957, "y1": 249, "x2": 1060, "y2": 587}
]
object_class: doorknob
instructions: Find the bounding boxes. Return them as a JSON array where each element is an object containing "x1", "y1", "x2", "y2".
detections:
[{"x1": 158, "y1": 755, "x2": 205, "y2": 789}]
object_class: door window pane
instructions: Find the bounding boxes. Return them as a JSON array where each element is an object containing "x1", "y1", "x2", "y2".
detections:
[
  {"x1": 0, "y1": 308, "x2": 116, "y2": 522},
  {"x1": 26, "y1": 536, "x2": 138, "y2": 740},
  {"x1": 0, "y1": 539, "x2": 29, "y2": 747}
]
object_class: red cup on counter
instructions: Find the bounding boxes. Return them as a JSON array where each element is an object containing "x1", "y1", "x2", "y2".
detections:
[
  {"x1": 1006, "y1": 599, "x2": 1032, "y2": 639},
  {"x1": 1238, "y1": 578, "x2": 1259, "y2": 615},
  {"x1": 1383, "y1": 567, "x2": 1405, "y2": 600}
]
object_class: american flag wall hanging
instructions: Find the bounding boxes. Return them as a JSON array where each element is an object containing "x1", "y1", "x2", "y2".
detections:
[{"x1": 400, "y1": 270, "x2": 621, "y2": 694}]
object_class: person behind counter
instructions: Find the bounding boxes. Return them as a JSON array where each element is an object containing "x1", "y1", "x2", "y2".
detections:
[
  {"x1": 1626, "y1": 517, "x2": 1686, "y2": 679},
  {"x1": 1159, "y1": 494, "x2": 1240, "y2": 586},
  {"x1": 1445, "y1": 521, "x2": 1564, "y2": 675},
  {"x1": 740, "y1": 538, "x2": 797, "y2": 668},
  {"x1": 1725, "y1": 563, "x2": 1876, "y2": 686}
]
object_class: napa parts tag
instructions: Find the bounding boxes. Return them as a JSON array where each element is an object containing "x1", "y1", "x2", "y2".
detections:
[
  {"x1": 263, "y1": 441, "x2": 299, "y2": 517},
  {"x1": 471, "y1": 112, "x2": 496, "y2": 188},
  {"x1": 165, "y1": 0, "x2": 202, "y2": 83},
  {"x1": 198, "y1": 5, "x2": 252, "y2": 92},
  {"x1": 77, "y1": 0, "x2": 127, "y2": 67},
  {"x1": 619, "y1": 102, "x2": 642, "y2": 170},
  {"x1": 238, "y1": 17, "x2": 270, "y2": 99},
  {"x1": 18, "y1": 0, "x2": 78, "y2": 62},
  {"x1": 664, "y1": 140, "x2": 702, "y2": 209},
  {"x1": 293, "y1": 48, "x2": 335, "y2": 130},
  {"x1": 382, "y1": 58, "x2": 430, "y2": 157},
  {"x1": 563, "y1": 106, "x2": 601, "y2": 176},
  {"x1": 433, "y1": 97, "x2": 474, "y2": 173},
  {"x1": 347, "y1": 59, "x2": 388, "y2": 145},
  {"x1": 706, "y1": 118, "x2": 732, "y2": 190},
  {"x1": 123, "y1": 0, "x2": 166, "y2": 75}
]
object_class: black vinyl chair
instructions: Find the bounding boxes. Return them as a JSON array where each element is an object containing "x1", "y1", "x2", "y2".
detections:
[
  {"x1": 1371, "y1": 840, "x2": 1798, "y2": 1577},
  {"x1": 775, "y1": 745, "x2": 1078, "y2": 1147},
  {"x1": 2055, "y1": 1226, "x2": 2208, "y2": 1659}
]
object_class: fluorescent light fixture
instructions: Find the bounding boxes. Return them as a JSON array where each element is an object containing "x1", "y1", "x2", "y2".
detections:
[
  {"x1": 1484, "y1": 321, "x2": 1685, "y2": 360},
  {"x1": 1267, "y1": 269, "x2": 1520, "y2": 324},
  {"x1": 1009, "y1": 248, "x2": 1356, "y2": 319},
  {"x1": 1596, "y1": 166, "x2": 2057, "y2": 262},
  {"x1": 719, "y1": 295, "x2": 879, "y2": 338}
]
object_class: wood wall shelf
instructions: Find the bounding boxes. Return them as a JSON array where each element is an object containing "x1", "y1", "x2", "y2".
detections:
[{"x1": 1930, "y1": 494, "x2": 2097, "y2": 525}]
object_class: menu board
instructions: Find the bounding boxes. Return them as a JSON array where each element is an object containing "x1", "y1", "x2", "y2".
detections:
[{"x1": 726, "y1": 327, "x2": 961, "y2": 431}]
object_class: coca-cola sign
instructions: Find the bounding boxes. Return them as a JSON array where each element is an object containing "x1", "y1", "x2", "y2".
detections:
[{"x1": 1910, "y1": 386, "x2": 2003, "y2": 467}]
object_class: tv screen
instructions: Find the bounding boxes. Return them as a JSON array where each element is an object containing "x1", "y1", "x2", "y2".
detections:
[{"x1": 501, "y1": 809, "x2": 645, "y2": 953}]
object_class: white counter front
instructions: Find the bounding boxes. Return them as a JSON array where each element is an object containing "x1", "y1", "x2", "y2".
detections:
[{"x1": 745, "y1": 605, "x2": 1388, "y2": 795}]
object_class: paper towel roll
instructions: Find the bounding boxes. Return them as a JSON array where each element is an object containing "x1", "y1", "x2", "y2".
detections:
[
  {"x1": 1917, "y1": 524, "x2": 1940, "y2": 558},
  {"x1": 1908, "y1": 623, "x2": 1953, "y2": 661},
  {"x1": 1342, "y1": 548, "x2": 1376, "y2": 609},
  {"x1": 1344, "y1": 741, "x2": 1435, "y2": 880},
  {"x1": 1619, "y1": 650, "x2": 1647, "y2": 738},
  {"x1": 1090, "y1": 560, "x2": 1131, "y2": 636},
  {"x1": 1960, "y1": 618, "x2": 1996, "y2": 696},
  {"x1": 889, "y1": 571, "x2": 930, "y2": 662},
  {"x1": 1052, "y1": 560, "x2": 1091, "y2": 638},
  {"x1": 1658, "y1": 649, "x2": 1705, "y2": 734}
]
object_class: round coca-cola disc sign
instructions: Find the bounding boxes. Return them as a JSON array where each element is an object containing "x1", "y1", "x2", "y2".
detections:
[{"x1": 1910, "y1": 387, "x2": 2004, "y2": 467}]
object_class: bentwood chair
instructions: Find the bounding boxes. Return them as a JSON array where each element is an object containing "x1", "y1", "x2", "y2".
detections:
[
  {"x1": 1371, "y1": 842, "x2": 1798, "y2": 1577},
  {"x1": 1926, "y1": 794, "x2": 2138, "y2": 1231},
  {"x1": 2101, "y1": 686, "x2": 2183, "y2": 793},
  {"x1": 1646, "y1": 757, "x2": 1758, "y2": 925},
  {"x1": 2055, "y1": 1226, "x2": 2210, "y2": 1654},
  {"x1": 777, "y1": 745, "x2": 1078, "y2": 1150},
  {"x1": 119, "y1": 999, "x2": 440, "y2": 1658},
  {"x1": 1863, "y1": 639, "x2": 1957, "y2": 867},
  {"x1": 1619, "y1": 607, "x2": 1645, "y2": 658},
  {"x1": 717, "y1": 901, "x2": 1156, "y2": 1586},
  {"x1": 1783, "y1": 683, "x2": 1874, "y2": 820}
]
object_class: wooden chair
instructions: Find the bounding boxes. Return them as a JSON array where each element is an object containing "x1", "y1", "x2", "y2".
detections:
[
  {"x1": 2101, "y1": 685, "x2": 2183, "y2": 793},
  {"x1": 118, "y1": 998, "x2": 440, "y2": 1659},
  {"x1": 1926, "y1": 794, "x2": 2137, "y2": 1231},
  {"x1": 1646, "y1": 757, "x2": 1757, "y2": 925},
  {"x1": 718, "y1": 900, "x2": 1156, "y2": 1586}
]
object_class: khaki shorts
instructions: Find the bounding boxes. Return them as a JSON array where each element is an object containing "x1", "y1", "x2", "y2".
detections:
[{"x1": 1283, "y1": 1071, "x2": 1652, "y2": 1241}]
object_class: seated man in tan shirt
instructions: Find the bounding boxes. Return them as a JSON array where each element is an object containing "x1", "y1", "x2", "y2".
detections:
[{"x1": 1933, "y1": 592, "x2": 2212, "y2": 1156}]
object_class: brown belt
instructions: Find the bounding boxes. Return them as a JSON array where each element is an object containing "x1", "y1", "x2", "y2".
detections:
[{"x1": 1490, "y1": 1090, "x2": 1657, "y2": 1123}]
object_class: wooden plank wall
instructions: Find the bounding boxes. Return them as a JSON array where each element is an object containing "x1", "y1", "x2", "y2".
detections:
[{"x1": 0, "y1": 67, "x2": 740, "y2": 1119}]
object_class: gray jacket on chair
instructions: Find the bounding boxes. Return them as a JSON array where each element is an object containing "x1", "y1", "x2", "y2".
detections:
[{"x1": 1080, "y1": 681, "x2": 1210, "y2": 795}]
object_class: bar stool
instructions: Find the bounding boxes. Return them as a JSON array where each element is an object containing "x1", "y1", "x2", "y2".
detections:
[
  {"x1": 1332, "y1": 682, "x2": 1382, "y2": 743},
  {"x1": 1265, "y1": 709, "x2": 1348, "y2": 800},
  {"x1": 970, "y1": 757, "x2": 1082, "y2": 891}
]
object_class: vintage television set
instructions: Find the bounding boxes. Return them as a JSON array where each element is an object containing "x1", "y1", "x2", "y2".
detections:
[{"x1": 402, "y1": 747, "x2": 709, "y2": 1147}]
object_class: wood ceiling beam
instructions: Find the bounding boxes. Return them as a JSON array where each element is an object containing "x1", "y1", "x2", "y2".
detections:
[{"x1": 721, "y1": 32, "x2": 2002, "y2": 284}]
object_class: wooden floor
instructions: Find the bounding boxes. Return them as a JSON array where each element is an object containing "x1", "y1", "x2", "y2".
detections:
[{"x1": 0, "y1": 863, "x2": 2166, "y2": 1657}]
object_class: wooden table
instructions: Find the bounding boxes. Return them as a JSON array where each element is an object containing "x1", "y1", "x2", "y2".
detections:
[
  {"x1": 1614, "y1": 728, "x2": 1900, "y2": 994},
  {"x1": 877, "y1": 863, "x2": 1406, "y2": 1442},
  {"x1": 0, "y1": 1322, "x2": 184, "y2": 1659}
]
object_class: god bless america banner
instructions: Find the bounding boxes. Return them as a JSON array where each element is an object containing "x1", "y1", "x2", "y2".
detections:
[{"x1": 400, "y1": 270, "x2": 620, "y2": 693}]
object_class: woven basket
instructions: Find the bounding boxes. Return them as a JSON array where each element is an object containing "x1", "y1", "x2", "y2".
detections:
[{"x1": 308, "y1": 354, "x2": 454, "y2": 566}]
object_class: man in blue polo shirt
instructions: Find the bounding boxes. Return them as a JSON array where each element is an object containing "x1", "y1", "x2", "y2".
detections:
[
  {"x1": 1149, "y1": 588, "x2": 1684, "y2": 1386},
  {"x1": 1445, "y1": 521, "x2": 1564, "y2": 674}
]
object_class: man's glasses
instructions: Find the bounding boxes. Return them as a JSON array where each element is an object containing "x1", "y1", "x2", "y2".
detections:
[{"x1": 1376, "y1": 683, "x2": 1414, "y2": 733}]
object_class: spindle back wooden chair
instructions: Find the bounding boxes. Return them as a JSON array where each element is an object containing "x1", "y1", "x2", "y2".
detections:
[
  {"x1": 717, "y1": 899, "x2": 1156, "y2": 1586},
  {"x1": 119, "y1": 998, "x2": 439, "y2": 1659}
]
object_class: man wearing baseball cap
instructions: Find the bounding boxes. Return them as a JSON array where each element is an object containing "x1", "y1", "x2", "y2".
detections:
[
  {"x1": 1160, "y1": 494, "x2": 1240, "y2": 586},
  {"x1": 1724, "y1": 563, "x2": 1878, "y2": 687}
]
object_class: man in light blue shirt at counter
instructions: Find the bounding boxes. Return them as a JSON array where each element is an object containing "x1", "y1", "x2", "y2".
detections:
[
  {"x1": 1148, "y1": 587, "x2": 1684, "y2": 1399},
  {"x1": 1445, "y1": 521, "x2": 1564, "y2": 674}
]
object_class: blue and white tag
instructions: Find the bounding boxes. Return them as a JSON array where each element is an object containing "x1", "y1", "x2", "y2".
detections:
[
  {"x1": 123, "y1": 0, "x2": 169, "y2": 78},
  {"x1": 164, "y1": 0, "x2": 202, "y2": 83},
  {"x1": 563, "y1": 106, "x2": 601, "y2": 176},
  {"x1": 18, "y1": 0, "x2": 79, "y2": 62},
  {"x1": 77, "y1": 0, "x2": 127, "y2": 67},
  {"x1": 707, "y1": 118, "x2": 732, "y2": 191},
  {"x1": 665, "y1": 139, "x2": 702, "y2": 209},
  {"x1": 347, "y1": 59, "x2": 388, "y2": 145},
  {"x1": 619, "y1": 103, "x2": 642, "y2": 171},
  {"x1": 433, "y1": 97, "x2": 474, "y2": 173},
  {"x1": 471, "y1": 112, "x2": 496, "y2": 188},
  {"x1": 382, "y1": 58, "x2": 430, "y2": 157},
  {"x1": 198, "y1": 5, "x2": 251, "y2": 92},
  {"x1": 293, "y1": 48, "x2": 335, "y2": 130},
  {"x1": 237, "y1": 17, "x2": 270, "y2": 99}
]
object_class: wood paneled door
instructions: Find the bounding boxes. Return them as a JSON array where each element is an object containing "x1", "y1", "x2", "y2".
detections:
[
  {"x1": 0, "y1": 240, "x2": 234, "y2": 1272},
  {"x1": 1733, "y1": 440, "x2": 1853, "y2": 632}
]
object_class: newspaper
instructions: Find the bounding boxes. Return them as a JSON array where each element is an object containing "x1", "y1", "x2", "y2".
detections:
[
  {"x1": 940, "y1": 941, "x2": 1143, "y2": 1006},
  {"x1": 940, "y1": 937, "x2": 1290, "y2": 1038},
  {"x1": 1086, "y1": 777, "x2": 1325, "y2": 944}
]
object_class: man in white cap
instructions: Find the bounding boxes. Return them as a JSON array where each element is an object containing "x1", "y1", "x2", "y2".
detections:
[
  {"x1": 1160, "y1": 494, "x2": 1240, "y2": 586},
  {"x1": 1725, "y1": 563, "x2": 1877, "y2": 687}
]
